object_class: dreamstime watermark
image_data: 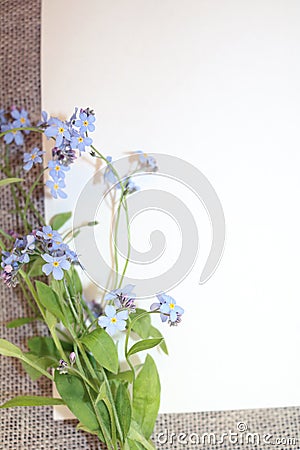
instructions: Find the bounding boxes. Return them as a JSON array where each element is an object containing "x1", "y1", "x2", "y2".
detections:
[
  {"x1": 155, "y1": 422, "x2": 298, "y2": 447},
  {"x1": 73, "y1": 153, "x2": 226, "y2": 298}
]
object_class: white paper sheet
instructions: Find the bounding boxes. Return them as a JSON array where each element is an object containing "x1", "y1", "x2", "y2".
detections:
[{"x1": 42, "y1": 0, "x2": 300, "y2": 415}]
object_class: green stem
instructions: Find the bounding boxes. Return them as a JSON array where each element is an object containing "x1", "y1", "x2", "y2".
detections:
[
  {"x1": 90, "y1": 146, "x2": 132, "y2": 288},
  {"x1": 74, "y1": 344, "x2": 113, "y2": 448},
  {"x1": 101, "y1": 368, "x2": 124, "y2": 443},
  {"x1": 0, "y1": 126, "x2": 44, "y2": 138},
  {"x1": 118, "y1": 198, "x2": 131, "y2": 288},
  {"x1": 0, "y1": 228, "x2": 14, "y2": 241},
  {"x1": 19, "y1": 270, "x2": 67, "y2": 361},
  {"x1": 0, "y1": 164, "x2": 46, "y2": 226},
  {"x1": 23, "y1": 169, "x2": 46, "y2": 233}
]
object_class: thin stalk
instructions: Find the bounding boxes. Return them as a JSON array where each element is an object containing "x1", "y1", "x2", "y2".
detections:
[
  {"x1": 23, "y1": 169, "x2": 46, "y2": 233},
  {"x1": 19, "y1": 270, "x2": 67, "y2": 361},
  {"x1": 0, "y1": 126, "x2": 44, "y2": 138}
]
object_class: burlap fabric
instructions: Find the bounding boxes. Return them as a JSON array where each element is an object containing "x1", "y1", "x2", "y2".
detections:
[{"x1": 0, "y1": 1, "x2": 299, "y2": 449}]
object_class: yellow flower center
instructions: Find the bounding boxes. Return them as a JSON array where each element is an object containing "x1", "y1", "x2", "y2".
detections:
[
  {"x1": 169, "y1": 303, "x2": 175, "y2": 309},
  {"x1": 58, "y1": 127, "x2": 64, "y2": 134},
  {"x1": 53, "y1": 261, "x2": 59, "y2": 267},
  {"x1": 20, "y1": 117, "x2": 26, "y2": 124},
  {"x1": 55, "y1": 165, "x2": 60, "y2": 171},
  {"x1": 47, "y1": 233, "x2": 53, "y2": 238},
  {"x1": 78, "y1": 137, "x2": 83, "y2": 143},
  {"x1": 54, "y1": 184, "x2": 59, "y2": 190},
  {"x1": 83, "y1": 120, "x2": 88, "y2": 126},
  {"x1": 31, "y1": 154, "x2": 36, "y2": 160},
  {"x1": 111, "y1": 317, "x2": 117, "y2": 324}
]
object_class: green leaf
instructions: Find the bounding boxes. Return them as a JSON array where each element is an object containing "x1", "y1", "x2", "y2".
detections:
[
  {"x1": 22, "y1": 353, "x2": 55, "y2": 381},
  {"x1": 0, "y1": 177, "x2": 24, "y2": 187},
  {"x1": 28, "y1": 256, "x2": 44, "y2": 277},
  {"x1": 27, "y1": 336, "x2": 72, "y2": 359},
  {"x1": 67, "y1": 266, "x2": 82, "y2": 295},
  {"x1": 116, "y1": 383, "x2": 132, "y2": 441},
  {"x1": 149, "y1": 326, "x2": 168, "y2": 355},
  {"x1": 81, "y1": 328, "x2": 118, "y2": 374},
  {"x1": 54, "y1": 372, "x2": 100, "y2": 433},
  {"x1": 131, "y1": 309, "x2": 151, "y2": 339},
  {"x1": 0, "y1": 339, "x2": 23, "y2": 358},
  {"x1": 35, "y1": 281, "x2": 66, "y2": 325},
  {"x1": 1, "y1": 396, "x2": 65, "y2": 408},
  {"x1": 128, "y1": 421, "x2": 157, "y2": 450},
  {"x1": 132, "y1": 355, "x2": 160, "y2": 439},
  {"x1": 54, "y1": 372, "x2": 111, "y2": 442},
  {"x1": 76, "y1": 422, "x2": 99, "y2": 436},
  {"x1": 6, "y1": 317, "x2": 39, "y2": 328},
  {"x1": 108, "y1": 370, "x2": 133, "y2": 383},
  {"x1": 125, "y1": 439, "x2": 144, "y2": 450},
  {"x1": 95, "y1": 382, "x2": 107, "y2": 404},
  {"x1": 50, "y1": 211, "x2": 72, "y2": 230},
  {"x1": 127, "y1": 338, "x2": 163, "y2": 358}
]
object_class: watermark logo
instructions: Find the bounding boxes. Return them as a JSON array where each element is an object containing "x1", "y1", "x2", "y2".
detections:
[
  {"x1": 74, "y1": 153, "x2": 226, "y2": 297},
  {"x1": 156, "y1": 422, "x2": 298, "y2": 447}
]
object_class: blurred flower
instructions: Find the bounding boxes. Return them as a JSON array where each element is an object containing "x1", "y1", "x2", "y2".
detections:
[
  {"x1": 48, "y1": 160, "x2": 70, "y2": 179},
  {"x1": 2, "y1": 124, "x2": 24, "y2": 145},
  {"x1": 46, "y1": 179, "x2": 67, "y2": 199},
  {"x1": 70, "y1": 132, "x2": 93, "y2": 153},
  {"x1": 75, "y1": 111, "x2": 95, "y2": 133},
  {"x1": 36, "y1": 225, "x2": 62, "y2": 242},
  {"x1": 44, "y1": 118, "x2": 71, "y2": 147},
  {"x1": 23, "y1": 147, "x2": 44, "y2": 171},
  {"x1": 98, "y1": 305, "x2": 129, "y2": 336},
  {"x1": 69, "y1": 352, "x2": 76, "y2": 365},
  {"x1": 136, "y1": 151, "x2": 158, "y2": 171},
  {"x1": 11, "y1": 108, "x2": 31, "y2": 129},
  {"x1": 0, "y1": 109, "x2": 7, "y2": 125},
  {"x1": 37, "y1": 110, "x2": 51, "y2": 127},
  {"x1": 57, "y1": 359, "x2": 68, "y2": 375},
  {"x1": 105, "y1": 284, "x2": 136, "y2": 313},
  {"x1": 104, "y1": 156, "x2": 118, "y2": 184},
  {"x1": 52, "y1": 146, "x2": 77, "y2": 166},
  {"x1": 41, "y1": 254, "x2": 71, "y2": 280},
  {"x1": 151, "y1": 293, "x2": 184, "y2": 325}
]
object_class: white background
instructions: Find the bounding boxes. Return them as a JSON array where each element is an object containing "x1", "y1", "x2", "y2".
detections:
[{"x1": 42, "y1": 0, "x2": 300, "y2": 413}]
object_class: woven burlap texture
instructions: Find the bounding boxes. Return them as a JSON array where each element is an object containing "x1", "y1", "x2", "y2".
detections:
[{"x1": 0, "y1": 1, "x2": 299, "y2": 449}]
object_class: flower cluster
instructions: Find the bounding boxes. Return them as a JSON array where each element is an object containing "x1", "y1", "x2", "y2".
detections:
[
  {"x1": 98, "y1": 284, "x2": 136, "y2": 335},
  {"x1": 43, "y1": 108, "x2": 95, "y2": 199},
  {"x1": 0, "y1": 107, "x2": 31, "y2": 146},
  {"x1": 151, "y1": 292, "x2": 184, "y2": 326},
  {"x1": 0, "y1": 226, "x2": 78, "y2": 286},
  {"x1": 0, "y1": 234, "x2": 35, "y2": 287},
  {"x1": 104, "y1": 151, "x2": 158, "y2": 195},
  {"x1": 98, "y1": 286, "x2": 184, "y2": 336}
]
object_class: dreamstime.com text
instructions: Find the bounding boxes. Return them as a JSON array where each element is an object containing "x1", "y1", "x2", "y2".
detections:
[{"x1": 155, "y1": 422, "x2": 298, "y2": 447}]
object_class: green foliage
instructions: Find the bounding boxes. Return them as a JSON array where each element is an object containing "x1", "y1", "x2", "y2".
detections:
[
  {"x1": 131, "y1": 309, "x2": 151, "y2": 339},
  {"x1": 116, "y1": 383, "x2": 132, "y2": 441},
  {"x1": 35, "y1": 281, "x2": 73, "y2": 327},
  {"x1": 81, "y1": 328, "x2": 119, "y2": 374},
  {"x1": 1, "y1": 396, "x2": 65, "y2": 408},
  {"x1": 0, "y1": 339, "x2": 23, "y2": 358},
  {"x1": 22, "y1": 354, "x2": 55, "y2": 381},
  {"x1": 127, "y1": 338, "x2": 163, "y2": 358},
  {"x1": 0, "y1": 177, "x2": 24, "y2": 187},
  {"x1": 6, "y1": 317, "x2": 39, "y2": 328},
  {"x1": 49, "y1": 211, "x2": 72, "y2": 230},
  {"x1": 54, "y1": 371, "x2": 111, "y2": 442},
  {"x1": 149, "y1": 325, "x2": 168, "y2": 355},
  {"x1": 132, "y1": 355, "x2": 160, "y2": 440},
  {"x1": 27, "y1": 256, "x2": 44, "y2": 277}
]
